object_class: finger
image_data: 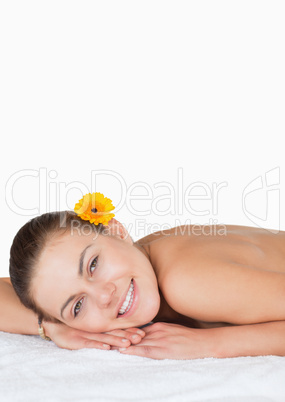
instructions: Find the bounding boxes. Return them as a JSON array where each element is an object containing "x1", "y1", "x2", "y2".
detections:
[
  {"x1": 104, "y1": 328, "x2": 145, "y2": 337},
  {"x1": 61, "y1": 339, "x2": 111, "y2": 351},
  {"x1": 124, "y1": 327, "x2": 146, "y2": 337},
  {"x1": 110, "y1": 346, "x2": 121, "y2": 350},
  {"x1": 103, "y1": 329, "x2": 144, "y2": 344},
  {"x1": 83, "y1": 340, "x2": 111, "y2": 350},
  {"x1": 123, "y1": 328, "x2": 146, "y2": 341},
  {"x1": 123, "y1": 330, "x2": 144, "y2": 344},
  {"x1": 111, "y1": 337, "x2": 155, "y2": 351},
  {"x1": 141, "y1": 323, "x2": 165, "y2": 333},
  {"x1": 85, "y1": 333, "x2": 133, "y2": 347},
  {"x1": 138, "y1": 323, "x2": 169, "y2": 337},
  {"x1": 118, "y1": 345, "x2": 163, "y2": 360}
]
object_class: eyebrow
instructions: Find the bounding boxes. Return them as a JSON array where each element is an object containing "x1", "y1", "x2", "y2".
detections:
[{"x1": 60, "y1": 244, "x2": 93, "y2": 320}]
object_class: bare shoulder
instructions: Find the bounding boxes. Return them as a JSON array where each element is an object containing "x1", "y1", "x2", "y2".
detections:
[
  {"x1": 136, "y1": 225, "x2": 195, "y2": 284},
  {"x1": 161, "y1": 258, "x2": 285, "y2": 324},
  {"x1": 0, "y1": 277, "x2": 11, "y2": 285},
  {"x1": 138, "y1": 224, "x2": 285, "y2": 324},
  {"x1": 136, "y1": 224, "x2": 194, "y2": 246},
  {"x1": 138, "y1": 224, "x2": 285, "y2": 281}
]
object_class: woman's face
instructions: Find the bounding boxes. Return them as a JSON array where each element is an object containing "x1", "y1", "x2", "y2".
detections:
[{"x1": 32, "y1": 225, "x2": 161, "y2": 333}]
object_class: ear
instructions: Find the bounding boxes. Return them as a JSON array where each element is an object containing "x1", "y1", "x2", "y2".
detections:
[{"x1": 104, "y1": 218, "x2": 133, "y2": 245}]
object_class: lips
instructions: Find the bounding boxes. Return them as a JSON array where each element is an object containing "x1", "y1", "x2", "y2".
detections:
[
  {"x1": 117, "y1": 279, "x2": 137, "y2": 318},
  {"x1": 118, "y1": 280, "x2": 134, "y2": 315}
]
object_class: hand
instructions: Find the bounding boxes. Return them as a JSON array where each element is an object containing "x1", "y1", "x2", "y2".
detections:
[
  {"x1": 116, "y1": 322, "x2": 217, "y2": 360},
  {"x1": 43, "y1": 321, "x2": 145, "y2": 350}
]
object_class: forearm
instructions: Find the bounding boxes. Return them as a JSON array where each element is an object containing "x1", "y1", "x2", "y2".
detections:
[
  {"x1": 0, "y1": 279, "x2": 38, "y2": 335},
  {"x1": 210, "y1": 320, "x2": 285, "y2": 358}
]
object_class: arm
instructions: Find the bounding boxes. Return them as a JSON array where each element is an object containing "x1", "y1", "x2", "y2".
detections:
[
  {"x1": 212, "y1": 320, "x2": 285, "y2": 358},
  {"x1": 0, "y1": 278, "x2": 39, "y2": 335},
  {"x1": 162, "y1": 261, "x2": 285, "y2": 324},
  {"x1": 118, "y1": 320, "x2": 285, "y2": 360}
]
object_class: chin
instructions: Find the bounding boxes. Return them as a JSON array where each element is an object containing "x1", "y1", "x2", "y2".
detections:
[
  {"x1": 140, "y1": 291, "x2": 161, "y2": 325},
  {"x1": 119, "y1": 277, "x2": 161, "y2": 327},
  {"x1": 127, "y1": 292, "x2": 160, "y2": 329}
]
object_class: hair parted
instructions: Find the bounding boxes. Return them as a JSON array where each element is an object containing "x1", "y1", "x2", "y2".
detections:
[{"x1": 9, "y1": 211, "x2": 105, "y2": 323}]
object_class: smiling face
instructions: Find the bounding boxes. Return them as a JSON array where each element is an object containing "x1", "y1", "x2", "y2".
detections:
[{"x1": 31, "y1": 223, "x2": 161, "y2": 333}]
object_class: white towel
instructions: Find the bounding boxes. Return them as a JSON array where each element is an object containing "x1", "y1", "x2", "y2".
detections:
[{"x1": 1, "y1": 331, "x2": 285, "y2": 402}]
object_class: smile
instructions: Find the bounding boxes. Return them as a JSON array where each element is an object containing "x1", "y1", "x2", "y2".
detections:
[{"x1": 118, "y1": 279, "x2": 134, "y2": 315}]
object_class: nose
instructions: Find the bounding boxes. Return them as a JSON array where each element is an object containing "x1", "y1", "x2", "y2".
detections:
[{"x1": 96, "y1": 282, "x2": 116, "y2": 308}]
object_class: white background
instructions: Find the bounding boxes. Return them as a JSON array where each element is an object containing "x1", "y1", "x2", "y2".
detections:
[{"x1": 0, "y1": 1, "x2": 284, "y2": 277}]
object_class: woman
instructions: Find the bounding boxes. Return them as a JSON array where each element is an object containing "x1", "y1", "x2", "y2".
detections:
[{"x1": 3, "y1": 208, "x2": 285, "y2": 360}]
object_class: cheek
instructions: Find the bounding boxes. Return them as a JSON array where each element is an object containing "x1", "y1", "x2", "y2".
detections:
[
  {"x1": 78, "y1": 315, "x2": 112, "y2": 333},
  {"x1": 104, "y1": 253, "x2": 136, "y2": 277},
  {"x1": 36, "y1": 297, "x2": 59, "y2": 321}
]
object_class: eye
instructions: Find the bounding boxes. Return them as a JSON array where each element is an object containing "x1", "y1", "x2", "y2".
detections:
[
  {"x1": 73, "y1": 256, "x2": 99, "y2": 317},
  {"x1": 74, "y1": 298, "x2": 83, "y2": 317},
  {"x1": 89, "y1": 256, "x2": 98, "y2": 275},
  {"x1": 73, "y1": 256, "x2": 98, "y2": 317}
]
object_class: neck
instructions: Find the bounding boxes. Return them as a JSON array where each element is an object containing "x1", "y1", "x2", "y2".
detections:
[
  {"x1": 133, "y1": 241, "x2": 151, "y2": 260},
  {"x1": 133, "y1": 240, "x2": 179, "y2": 323},
  {"x1": 133, "y1": 240, "x2": 199, "y2": 328}
]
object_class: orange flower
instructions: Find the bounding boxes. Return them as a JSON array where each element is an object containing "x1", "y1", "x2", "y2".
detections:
[{"x1": 74, "y1": 192, "x2": 115, "y2": 226}]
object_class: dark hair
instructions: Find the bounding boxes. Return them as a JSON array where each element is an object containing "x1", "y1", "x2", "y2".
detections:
[{"x1": 9, "y1": 211, "x2": 105, "y2": 323}]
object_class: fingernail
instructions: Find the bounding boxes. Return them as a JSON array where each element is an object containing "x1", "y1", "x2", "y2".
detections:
[
  {"x1": 131, "y1": 335, "x2": 139, "y2": 340},
  {"x1": 119, "y1": 348, "x2": 127, "y2": 352},
  {"x1": 137, "y1": 330, "x2": 144, "y2": 335},
  {"x1": 121, "y1": 338, "x2": 129, "y2": 343},
  {"x1": 103, "y1": 344, "x2": 109, "y2": 348}
]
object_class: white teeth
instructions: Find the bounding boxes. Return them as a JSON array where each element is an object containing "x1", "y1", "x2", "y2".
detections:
[{"x1": 119, "y1": 281, "x2": 134, "y2": 315}]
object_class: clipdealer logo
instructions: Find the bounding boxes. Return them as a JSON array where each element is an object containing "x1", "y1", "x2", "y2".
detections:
[
  {"x1": 242, "y1": 167, "x2": 280, "y2": 234},
  {"x1": 5, "y1": 167, "x2": 281, "y2": 235},
  {"x1": 5, "y1": 167, "x2": 228, "y2": 218}
]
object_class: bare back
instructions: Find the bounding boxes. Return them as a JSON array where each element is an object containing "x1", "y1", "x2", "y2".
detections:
[{"x1": 136, "y1": 225, "x2": 285, "y2": 329}]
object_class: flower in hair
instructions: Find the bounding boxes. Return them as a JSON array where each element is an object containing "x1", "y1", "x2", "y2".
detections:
[{"x1": 74, "y1": 192, "x2": 115, "y2": 226}]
